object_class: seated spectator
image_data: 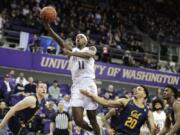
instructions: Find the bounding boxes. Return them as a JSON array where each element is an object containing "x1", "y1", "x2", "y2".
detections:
[
  {"x1": 14, "y1": 78, "x2": 26, "y2": 97},
  {"x1": 38, "y1": 101, "x2": 56, "y2": 135},
  {"x1": 143, "y1": 57, "x2": 157, "y2": 69},
  {"x1": 25, "y1": 77, "x2": 36, "y2": 95},
  {"x1": 0, "y1": 74, "x2": 13, "y2": 103},
  {"x1": 0, "y1": 101, "x2": 9, "y2": 119},
  {"x1": 29, "y1": 41, "x2": 41, "y2": 53},
  {"x1": 28, "y1": 34, "x2": 42, "y2": 53},
  {"x1": 8, "y1": 70, "x2": 16, "y2": 89},
  {"x1": 104, "y1": 84, "x2": 115, "y2": 99},
  {"x1": 38, "y1": 101, "x2": 56, "y2": 120},
  {"x1": 99, "y1": 46, "x2": 111, "y2": 63},
  {"x1": 48, "y1": 80, "x2": 61, "y2": 103},
  {"x1": 122, "y1": 50, "x2": 135, "y2": 66},
  {"x1": 159, "y1": 61, "x2": 176, "y2": 73},
  {"x1": 62, "y1": 94, "x2": 71, "y2": 113},
  {"x1": 15, "y1": 72, "x2": 28, "y2": 86}
]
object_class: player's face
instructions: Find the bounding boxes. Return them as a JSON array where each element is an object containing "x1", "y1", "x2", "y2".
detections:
[
  {"x1": 37, "y1": 83, "x2": 47, "y2": 97},
  {"x1": 134, "y1": 86, "x2": 146, "y2": 99},
  {"x1": 163, "y1": 88, "x2": 173, "y2": 99},
  {"x1": 75, "y1": 34, "x2": 87, "y2": 47}
]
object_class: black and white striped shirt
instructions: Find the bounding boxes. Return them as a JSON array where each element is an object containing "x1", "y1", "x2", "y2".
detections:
[{"x1": 52, "y1": 111, "x2": 70, "y2": 129}]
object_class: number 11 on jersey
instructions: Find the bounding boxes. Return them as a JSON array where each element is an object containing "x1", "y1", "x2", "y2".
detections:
[{"x1": 79, "y1": 61, "x2": 85, "y2": 69}]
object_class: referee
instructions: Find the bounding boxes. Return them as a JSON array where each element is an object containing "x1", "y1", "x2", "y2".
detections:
[{"x1": 50, "y1": 102, "x2": 72, "y2": 135}]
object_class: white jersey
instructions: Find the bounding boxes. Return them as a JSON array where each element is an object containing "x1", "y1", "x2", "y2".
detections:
[
  {"x1": 153, "y1": 111, "x2": 166, "y2": 130},
  {"x1": 68, "y1": 47, "x2": 95, "y2": 83}
]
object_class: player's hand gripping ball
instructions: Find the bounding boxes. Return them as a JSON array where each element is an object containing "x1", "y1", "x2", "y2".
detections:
[{"x1": 40, "y1": 6, "x2": 57, "y2": 23}]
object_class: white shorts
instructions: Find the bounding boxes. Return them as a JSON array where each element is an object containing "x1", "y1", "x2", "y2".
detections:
[{"x1": 70, "y1": 78, "x2": 98, "y2": 110}]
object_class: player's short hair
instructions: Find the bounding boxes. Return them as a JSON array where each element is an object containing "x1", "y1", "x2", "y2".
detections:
[
  {"x1": 152, "y1": 98, "x2": 164, "y2": 111},
  {"x1": 165, "y1": 85, "x2": 178, "y2": 99},
  {"x1": 139, "y1": 85, "x2": 149, "y2": 99},
  {"x1": 53, "y1": 80, "x2": 58, "y2": 83},
  {"x1": 36, "y1": 81, "x2": 45, "y2": 88}
]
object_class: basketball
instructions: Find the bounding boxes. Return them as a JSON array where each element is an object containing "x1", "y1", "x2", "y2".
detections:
[{"x1": 40, "y1": 6, "x2": 57, "y2": 22}]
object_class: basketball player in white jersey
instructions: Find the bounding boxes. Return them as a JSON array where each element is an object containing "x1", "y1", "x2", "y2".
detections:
[{"x1": 42, "y1": 18, "x2": 100, "y2": 135}]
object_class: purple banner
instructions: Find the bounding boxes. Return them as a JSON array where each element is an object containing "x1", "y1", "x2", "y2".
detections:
[
  {"x1": 0, "y1": 48, "x2": 32, "y2": 69},
  {"x1": 0, "y1": 48, "x2": 179, "y2": 88}
]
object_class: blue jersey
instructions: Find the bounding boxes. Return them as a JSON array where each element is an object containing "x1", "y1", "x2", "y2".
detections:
[{"x1": 119, "y1": 100, "x2": 148, "y2": 135}]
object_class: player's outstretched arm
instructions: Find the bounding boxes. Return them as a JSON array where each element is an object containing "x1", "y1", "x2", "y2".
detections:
[
  {"x1": 105, "y1": 108, "x2": 116, "y2": 120},
  {"x1": 80, "y1": 89, "x2": 129, "y2": 108},
  {"x1": 42, "y1": 18, "x2": 72, "y2": 51},
  {"x1": 63, "y1": 46, "x2": 96, "y2": 59},
  {"x1": 167, "y1": 101, "x2": 180, "y2": 135},
  {"x1": 147, "y1": 111, "x2": 157, "y2": 135},
  {"x1": 0, "y1": 96, "x2": 36, "y2": 128}
]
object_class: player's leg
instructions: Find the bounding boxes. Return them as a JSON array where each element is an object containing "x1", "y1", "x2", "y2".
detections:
[
  {"x1": 87, "y1": 110, "x2": 101, "y2": 135},
  {"x1": 72, "y1": 107, "x2": 93, "y2": 131},
  {"x1": 83, "y1": 79, "x2": 100, "y2": 135}
]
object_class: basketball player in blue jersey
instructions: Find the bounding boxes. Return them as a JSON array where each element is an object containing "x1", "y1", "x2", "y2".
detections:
[
  {"x1": 42, "y1": 18, "x2": 100, "y2": 135},
  {"x1": 159, "y1": 85, "x2": 180, "y2": 135},
  {"x1": 0, "y1": 82, "x2": 47, "y2": 135},
  {"x1": 81, "y1": 85, "x2": 157, "y2": 135}
]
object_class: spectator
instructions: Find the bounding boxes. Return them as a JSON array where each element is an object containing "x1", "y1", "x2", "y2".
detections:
[
  {"x1": 0, "y1": 74, "x2": 13, "y2": 102},
  {"x1": 159, "y1": 61, "x2": 176, "y2": 73},
  {"x1": 0, "y1": 0, "x2": 179, "y2": 72},
  {"x1": 0, "y1": 101, "x2": 9, "y2": 135},
  {"x1": 0, "y1": 101, "x2": 9, "y2": 119},
  {"x1": 28, "y1": 38, "x2": 41, "y2": 53},
  {"x1": 38, "y1": 101, "x2": 56, "y2": 135},
  {"x1": 104, "y1": 84, "x2": 115, "y2": 99},
  {"x1": 48, "y1": 80, "x2": 61, "y2": 103},
  {"x1": 15, "y1": 72, "x2": 28, "y2": 86},
  {"x1": 42, "y1": 101, "x2": 56, "y2": 120},
  {"x1": 25, "y1": 77, "x2": 36, "y2": 95},
  {"x1": 7, "y1": 70, "x2": 16, "y2": 89},
  {"x1": 62, "y1": 94, "x2": 71, "y2": 113},
  {"x1": 122, "y1": 50, "x2": 135, "y2": 66},
  {"x1": 99, "y1": 46, "x2": 111, "y2": 63},
  {"x1": 14, "y1": 78, "x2": 26, "y2": 97}
]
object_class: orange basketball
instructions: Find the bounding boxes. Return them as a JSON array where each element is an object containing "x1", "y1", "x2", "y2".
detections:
[{"x1": 40, "y1": 6, "x2": 57, "y2": 22}]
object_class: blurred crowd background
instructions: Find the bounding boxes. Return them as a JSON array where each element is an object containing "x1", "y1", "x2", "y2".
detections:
[
  {"x1": 0, "y1": 0, "x2": 180, "y2": 72},
  {"x1": 0, "y1": 0, "x2": 180, "y2": 135}
]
